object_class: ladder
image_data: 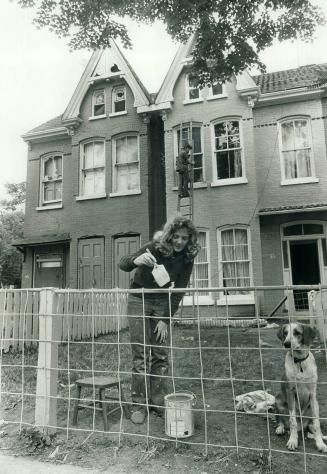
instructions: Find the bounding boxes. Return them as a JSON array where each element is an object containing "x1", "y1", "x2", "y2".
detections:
[{"x1": 176, "y1": 121, "x2": 194, "y2": 221}]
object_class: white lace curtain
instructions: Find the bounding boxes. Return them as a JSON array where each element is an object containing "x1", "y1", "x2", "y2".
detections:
[{"x1": 221, "y1": 228, "x2": 250, "y2": 294}]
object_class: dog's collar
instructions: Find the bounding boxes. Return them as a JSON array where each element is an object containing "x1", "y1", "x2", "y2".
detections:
[
  {"x1": 292, "y1": 353, "x2": 309, "y2": 372},
  {"x1": 293, "y1": 354, "x2": 309, "y2": 364}
]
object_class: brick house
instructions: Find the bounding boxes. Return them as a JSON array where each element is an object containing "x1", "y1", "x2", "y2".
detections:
[
  {"x1": 17, "y1": 36, "x2": 327, "y2": 317},
  {"x1": 17, "y1": 40, "x2": 165, "y2": 290},
  {"x1": 150, "y1": 37, "x2": 327, "y2": 317}
]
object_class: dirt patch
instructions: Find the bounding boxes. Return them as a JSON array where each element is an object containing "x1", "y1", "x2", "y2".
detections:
[{"x1": 1, "y1": 326, "x2": 327, "y2": 473}]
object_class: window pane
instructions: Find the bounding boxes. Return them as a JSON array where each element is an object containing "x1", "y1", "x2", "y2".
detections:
[
  {"x1": 284, "y1": 224, "x2": 303, "y2": 236},
  {"x1": 192, "y1": 127, "x2": 201, "y2": 153},
  {"x1": 44, "y1": 182, "x2": 54, "y2": 201},
  {"x1": 94, "y1": 142, "x2": 105, "y2": 167},
  {"x1": 84, "y1": 143, "x2": 94, "y2": 168},
  {"x1": 220, "y1": 228, "x2": 250, "y2": 294},
  {"x1": 116, "y1": 137, "x2": 126, "y2": 164},
  {"x1": 282, "y1": 241, "x2": 289, "y2": 268},
  {"x1": 294, "y1": 120, "x2": 309, "y2": 148},
  {"x1": 303, "y1": 224, "x2": 323, "y2": 235},
  {"x1": 212, "y1": 82, "x2": 223, "y2": 95},
  {"x1": 296, "y1": 149, "x2": 311, "y2": 178},
  {"x1": 281, "y1": 122, "x2": 294, "y2": 150},
  {"x1": 44, "y1": 158, "x2": 54, "y2": 178},
  {"x1": 115, "y1": 100, "x2": 126, "y2": 113},
  {"x1": 54, "y1": 181, "x2": 62, "y2": 200},
  {"x1": 216, "y1": 150, "x2": 242, "y2": 179},
  {"x1": 126, "y1": 137, "x2": 138, "y2": 162},
  {"x1": 189, "y1": 88, "x2": 199, "y2": 100},
  {"x1": 283, "y1": 151, "x2": 297, "y2": 179},
  {"x1": 94, "y1": 104, "x2": 105, "y2": 116},
  {"x1": 54, "y1": 156, "x2": 62, "y2": 177}
]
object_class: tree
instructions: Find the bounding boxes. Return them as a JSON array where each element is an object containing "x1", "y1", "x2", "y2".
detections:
[
  {"x1": 0, "y1": 182, "x2": 26, "y2": 287},
  {"x1": 15, "y1": 1, "x2": 325, "y2": 85}
]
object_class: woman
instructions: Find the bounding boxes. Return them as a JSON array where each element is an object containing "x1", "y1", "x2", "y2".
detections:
[{"x1": 119, "y1": 215, "x2": 200, "y2": 424}]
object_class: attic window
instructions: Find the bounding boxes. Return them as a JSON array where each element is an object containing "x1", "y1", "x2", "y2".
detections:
[
  {"x1": 93, "y1": 90, "x2": 105, "y2": 116},
  {"x1": 112, "y1": 86, "x2": 126, "y2": 113},
  {"x1": 186, "y1": 74, "x2": 200, "y2": 101},
  {"x1": 210, "y1": 82, "x2": 224, "y2": 97}
]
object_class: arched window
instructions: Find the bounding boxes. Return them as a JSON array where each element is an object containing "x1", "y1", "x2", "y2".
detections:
[
  {"x1": 40, "y1": 154, "x2": 63, "y2": 205},
  {"x1": 80, "y1": 140, "x2": 105, "y2": 197}
]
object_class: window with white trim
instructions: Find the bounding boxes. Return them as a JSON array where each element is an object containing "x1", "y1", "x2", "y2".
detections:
[
  {"x1": 219, "y1": 227, "x2": 251, "y2": 295},
  {"x1": 193, "y1": 231, "x2": 210, "y2": 294},
  {"x1": 92, "y1": 90, "x2": 105, "y2": 116},
  {"x1": 209, "y1": 82, "x2": 224, "y2": 97},
  {"x1": 80, "y1": 141, "x2": 105, "y2": 196},
  {"x1": 213, "y1": 120, "x2": 243, "y2": 180},
  {"x1": 112, "y1": 135, "x2": 140, "y2": 193},
  {"x1": 112, "y1": 86, "x2": 126, "y2": 113},
  {"x1": 40, "y1": 154, "x2": 63, "y2": 205},
  {"x1": 186, "y1": 74, "x2": 201, "y2": 101},
  {"x1": 279, "y1": 118, "x2": 314, "y2": 182},
  {"x1": 176, "y1": 124, "x2": 203, "y2": 183}
]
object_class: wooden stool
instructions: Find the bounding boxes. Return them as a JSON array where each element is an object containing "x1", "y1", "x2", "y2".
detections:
[{"x1": 72, "y1": 376, "x2": 129, "y2": 431}]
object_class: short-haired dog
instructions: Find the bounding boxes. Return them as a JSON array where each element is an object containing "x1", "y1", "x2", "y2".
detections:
[{"x1": 275, "y1": 322, "x2": 327, "y2": 453}]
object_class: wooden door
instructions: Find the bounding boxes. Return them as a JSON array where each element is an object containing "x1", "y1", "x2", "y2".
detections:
[
  {"x1": 78, "y1": 238, "x2": 104, "y2": 289},
  {"x1": 113, "y1": 235, "x2": 140, "y2": 288}
]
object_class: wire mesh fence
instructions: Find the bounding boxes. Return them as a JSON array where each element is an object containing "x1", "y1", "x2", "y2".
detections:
[{"x1": 0, "y1": 286, "x2": 327, "y2": 472}]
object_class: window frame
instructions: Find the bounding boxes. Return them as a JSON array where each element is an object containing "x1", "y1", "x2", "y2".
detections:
[
  {"x1": 78, "y1": 139, "x2": 106, "y2": 199},
  {"x1": 211, "y1": 117, "x2": 247, "y2": 186},
  {"x1": 110, "y1": 133, "x2": 141, "y2": 197},
  {"x1": 278, "y1": 116, "x2": 317, "y2": 185},
  {"x1": 173, "y1": 123, "x2": 205, "y2": 185},
  {"x1": 217, "y1": 226, "x2": 254, "y2": 305},
  {"x1": 207, "y1": 82, "x2": 227, "y2": 100},
  {"x1": 110, "y1": 85, "x2": 127, "y2": 116},
  {"x1": 39, "y1": 153, "x2": 63, "y2": 207},
  {"x1": 91, "y1": 89, "x2": 106, "y2": 119},
  {"x1": 184, "y1": 74, "x2": 203, "y2": 104}
]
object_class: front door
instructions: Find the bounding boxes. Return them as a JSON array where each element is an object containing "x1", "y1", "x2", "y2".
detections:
[
  {"x1": 113, "y1": 235, "x2": 140, "y2": 288},
  {"x1": 78, "y1": 238, "x2": 104, "y2": 289},
  {"x1": 290, "y1": 240, "x2": 320, "y2": 310}
]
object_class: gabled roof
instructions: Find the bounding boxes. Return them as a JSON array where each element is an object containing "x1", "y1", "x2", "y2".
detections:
[
  {"x1": 154, "y1": 35, "x2": 259, "y2": 109},
  {"x1": 62, "y1": 39, "x2": 150, "y2": 123},
  {"x1": 253, "y1": 63, "x2": 327, "y2": 94}
]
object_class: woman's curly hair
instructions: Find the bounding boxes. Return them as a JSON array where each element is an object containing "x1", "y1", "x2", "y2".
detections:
[{"x1": 153, "y1": 215, "x2": 201, "y2": 262}]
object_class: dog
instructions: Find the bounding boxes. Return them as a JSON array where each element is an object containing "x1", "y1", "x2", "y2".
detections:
[{"x1": 275, "y1": 322, "x2": 327, "y2": 453}]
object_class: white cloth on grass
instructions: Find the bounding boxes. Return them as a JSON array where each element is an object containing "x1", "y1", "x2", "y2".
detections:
[{"x1": 235, "y1": 390, "x2": 275, "y2": 414}]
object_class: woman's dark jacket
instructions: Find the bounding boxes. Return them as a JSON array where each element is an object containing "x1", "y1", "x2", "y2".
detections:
[{"x1": 119, "y1": 241, "x2": 193, "y2": 317}]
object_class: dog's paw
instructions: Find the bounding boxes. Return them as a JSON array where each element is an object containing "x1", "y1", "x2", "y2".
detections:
[
  {"x1": 316, "y1": 440, "x2": 327, "y2": 453},
  {"x1": 287, "y1": 437, "x2": 298, "y2": 451},
  {"x1": 275, "y1": 424, "x2": 285, "y2": 436}
]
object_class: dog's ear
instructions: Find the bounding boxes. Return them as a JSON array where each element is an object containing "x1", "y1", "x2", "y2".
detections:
[
  {"x1": 302, "y1": 325, "x2": 316, "y2": 346},
  {"x1": 277, "y1": 325, "x2": 285, "y2": 341}
]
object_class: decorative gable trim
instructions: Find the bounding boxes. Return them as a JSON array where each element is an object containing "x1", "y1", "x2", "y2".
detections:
[{"x1": 62, "y1": 40, "x2": 149, "y2": 124}]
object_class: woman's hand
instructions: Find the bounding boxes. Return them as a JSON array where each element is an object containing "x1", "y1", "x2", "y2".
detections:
[
  {"x1": 133, "y1": 252, "x2": 156, "y2": 267},
  {"x1": 154, "y1": 320, "x2": 168, "y2": 343}
]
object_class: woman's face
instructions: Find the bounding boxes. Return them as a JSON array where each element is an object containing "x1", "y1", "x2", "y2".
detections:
[{"x1": 172, "y1": 227, "x2": 189, "y2": 252}]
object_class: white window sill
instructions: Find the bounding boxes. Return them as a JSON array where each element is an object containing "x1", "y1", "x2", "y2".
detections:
[
  {"x1": 216, "y1": 296, "x2": 255, "y2": 306},
  {"x1": 36, "y1": 203, "x2": 63, "y2": 211},
  {"x1": 109, "y1": 189, "x2": 141, "y2": 197},
  {"x1": 211, "y1": 177, "x2": 248, "y2": 187},
  {"x1": 76, "y1": 193, "x2": 107, "y2": 201},
  {"x1": 182, "y1": 296, "x2": 214, "y2": 306},
  {"x1": 89, "y1": 114, "x2": 107, "y2": 121},
  {"x1": 183, "y1": 98, "x2": 204, "y2": 105},
  {"x1": 109, "y1": 111, "x2": 127, "y2": 117},
  {"x1": 281, "y1": 177, "x2": 319, "y2": 186},
  {"x1": 172, "y1": 182, "x2": 208, "y2": 191},
  {"x1": 206, "y1": 94, "x2": 227, "y2": 101}
]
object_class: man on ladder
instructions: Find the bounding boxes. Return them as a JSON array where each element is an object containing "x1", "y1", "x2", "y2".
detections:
[{"x1": 176, "y1": 142, "x2": 193, "y2": 198}]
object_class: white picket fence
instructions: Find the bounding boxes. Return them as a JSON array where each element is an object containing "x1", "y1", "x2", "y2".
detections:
[{"x1": 0, "y1": 288, "x2": 128, "y2": 352}]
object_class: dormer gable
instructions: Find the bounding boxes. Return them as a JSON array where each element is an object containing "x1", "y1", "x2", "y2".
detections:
[{"x1": 62, "y1": 39, "x2": 150, "y2": 129}]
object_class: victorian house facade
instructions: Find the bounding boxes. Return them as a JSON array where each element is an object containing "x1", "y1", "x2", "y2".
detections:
[{"x1": 16, "y1": 36, "x2": 327, "y2": 317}]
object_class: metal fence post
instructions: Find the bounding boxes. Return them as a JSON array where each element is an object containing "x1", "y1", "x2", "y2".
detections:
[{"x1": 35, "y1": 288, "x2": 59, "y2": 433}]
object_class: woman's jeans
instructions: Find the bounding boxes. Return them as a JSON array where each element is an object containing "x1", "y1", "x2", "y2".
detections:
[{"x1": 127, "y1": 294, "x2": 170, "y2": 411}]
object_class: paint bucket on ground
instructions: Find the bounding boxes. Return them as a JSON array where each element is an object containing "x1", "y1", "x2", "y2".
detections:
[{"x1": 164, "y1": 392, "x2": 195, "y2": 438}]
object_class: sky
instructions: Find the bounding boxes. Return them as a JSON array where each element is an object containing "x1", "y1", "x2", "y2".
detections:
[{"x1": 1, "y1": 0, "x2": 327, "y2": 200}]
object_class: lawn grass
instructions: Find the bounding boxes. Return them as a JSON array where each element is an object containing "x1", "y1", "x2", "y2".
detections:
[{"x1": 1, "y1": 324, "x2": 327, "y2": 473}]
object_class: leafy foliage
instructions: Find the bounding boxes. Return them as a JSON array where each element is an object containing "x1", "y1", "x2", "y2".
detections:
[
  {"x1": 0, "y1": 182, "x2": 26, "y2": 287},
  {"x1": 15, "y1": 0, "x2": 325, "y2": 85}
]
